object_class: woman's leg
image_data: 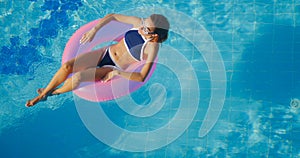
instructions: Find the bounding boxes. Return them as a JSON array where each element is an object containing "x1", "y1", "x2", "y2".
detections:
[
  {"x1": 26, "y1": 67, "x2": 113, "y2": 107},
  {"x1": 26, "y1": 48, "x2": 107, "y2": 107},
  {"x1": 52, "y1": 67, "x2": 113, "y2": 94},
  {"x1": 40, "y1": 48, "x2": 107, "y2": 96}
]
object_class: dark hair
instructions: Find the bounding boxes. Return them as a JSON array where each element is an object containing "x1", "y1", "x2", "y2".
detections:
[{"x1": 150, "y1": 14, "x2": 170, "y2": 43}]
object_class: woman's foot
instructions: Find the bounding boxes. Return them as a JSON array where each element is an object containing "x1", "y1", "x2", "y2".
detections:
[
  {"x1": 25, "y1": 95, "x2": 46, "y2": 107},
  {"x1": 25, "y1": 88, "x2": 59, "y2": 107},
  {"x1": 37, "y1": 88, "x2": 45, "y2": 95},
  {"x1": 37, "y1": 88, "x2": 59, "y2": 96},
  {"x1": 36, "y1": 88, "x2": 45, "y2": 95}
]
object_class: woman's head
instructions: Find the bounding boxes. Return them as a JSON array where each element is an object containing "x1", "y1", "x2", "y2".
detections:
[{"x1": 140, "y1": 14, "x2": 170, "y2": 43}]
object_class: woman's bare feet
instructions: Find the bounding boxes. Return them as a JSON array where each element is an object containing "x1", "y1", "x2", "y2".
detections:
[
  {"x1": 37, "y1": 88, "x2": 45, "y2": 95},
  {"x1": 25, "y1": 88, "x2": 58, "y2": 107},
  {"x1": 25, "y1": 95, "x2": 46, "y2": 107}
]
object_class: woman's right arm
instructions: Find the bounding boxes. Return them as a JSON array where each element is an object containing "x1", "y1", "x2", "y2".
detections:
[{"x1": 80, "y1": 13, "x2": 141, "y2": 44}]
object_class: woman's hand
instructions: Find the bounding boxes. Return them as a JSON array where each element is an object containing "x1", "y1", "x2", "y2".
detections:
[
  {"x1": 80, "y1": 27, "x2": 97, "y2": 44},
  {"x1": 102, "y1": 70, "x2": 119, "y2": 82}
]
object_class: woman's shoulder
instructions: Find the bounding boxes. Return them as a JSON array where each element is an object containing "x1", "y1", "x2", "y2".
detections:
[{"x1": 144, "y1": 41, "x2": 159, "y2": 53}]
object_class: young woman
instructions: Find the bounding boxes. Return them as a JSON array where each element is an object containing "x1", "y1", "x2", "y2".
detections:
[{"x1": 26, "y1": 13, "x2": 170, "y2": 107}]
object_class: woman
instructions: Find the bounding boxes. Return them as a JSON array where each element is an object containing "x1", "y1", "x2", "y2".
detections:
[{"x1": 26, "y1": 13, "x2": 170, "y2": 107}]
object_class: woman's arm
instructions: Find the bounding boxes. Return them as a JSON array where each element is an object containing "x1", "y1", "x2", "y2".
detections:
[
  {"x1": 94, "y1": 13, "x2": 142, "y2": 30},
  {"x1": 103, "y1": 42, "x2": 159, "y2": 82},
  {"x1": 80, "y1": 13, "x2": 142, "y2": 44}
]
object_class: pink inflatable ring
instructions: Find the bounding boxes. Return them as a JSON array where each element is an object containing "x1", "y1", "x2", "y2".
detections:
[{"x1": 62, "y1": 19, "x2": 157, "y2": 102}]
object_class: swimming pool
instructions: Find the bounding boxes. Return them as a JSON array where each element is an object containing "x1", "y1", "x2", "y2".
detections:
[{"x1": 1, "y1": 0, "x2": 300, "y2": 157}]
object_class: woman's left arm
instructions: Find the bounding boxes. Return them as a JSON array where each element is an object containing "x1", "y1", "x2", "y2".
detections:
[{"x1": 103, "y1": 43, "x2": 159, "y2": 82}]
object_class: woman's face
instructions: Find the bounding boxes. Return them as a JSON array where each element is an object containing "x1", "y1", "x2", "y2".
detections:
[{"x1": 138, "y1": 17, "x2": 155, "y2": 36}]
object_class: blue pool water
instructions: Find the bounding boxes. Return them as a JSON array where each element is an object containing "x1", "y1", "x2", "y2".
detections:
[{"x1": 1, "y1": 0, "x2": 300, "y2": 157}]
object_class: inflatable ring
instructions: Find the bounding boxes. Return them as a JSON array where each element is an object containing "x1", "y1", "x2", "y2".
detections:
[{"x1": 62, "y1": 19, "x2": 157, "y2": 102}]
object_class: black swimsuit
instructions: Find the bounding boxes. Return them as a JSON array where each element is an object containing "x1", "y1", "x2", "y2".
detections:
[
  {"x1": 97, "y1": 28, "x2": 148, "y2": 68},
  {"x1": 97, "y1": 49, "x2": 116, "y2": 67}
]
